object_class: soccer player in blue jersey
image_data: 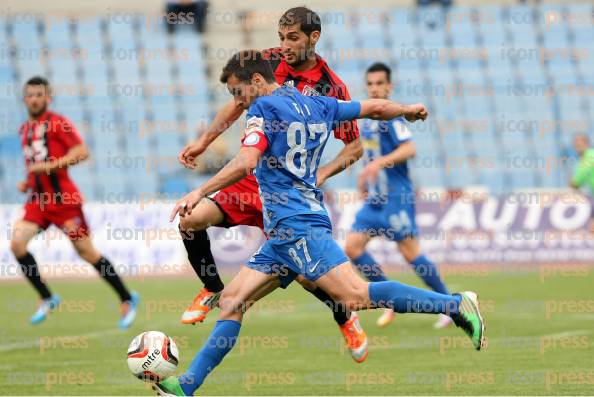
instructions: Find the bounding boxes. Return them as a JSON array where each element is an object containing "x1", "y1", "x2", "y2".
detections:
[
  {"x1": 344, "y1": 62, "x2": 453, "y2": 329},
  {"x1": 154, "y1": 50, "x2": 485, "y2": 396}
]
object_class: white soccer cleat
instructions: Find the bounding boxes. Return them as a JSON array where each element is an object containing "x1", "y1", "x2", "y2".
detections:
[
  {"x1": 433, "y1": 313, "x2": 454, "y2": 329},
  {"x1": 376, "y1": 308, "x2": 396, "y2": 327}
]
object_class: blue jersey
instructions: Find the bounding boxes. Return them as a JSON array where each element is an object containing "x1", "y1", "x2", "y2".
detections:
[
  {"x1": 359, "y1": 117, "x2": 413, "y2": 200},
  {"x1": 244, "y1": 86, "x2": 361, "y2": 232}
]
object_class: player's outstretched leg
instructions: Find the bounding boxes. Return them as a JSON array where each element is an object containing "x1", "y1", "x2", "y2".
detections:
[
  {"x1": 154, "y1": 266, "x2": 280, "y2": 396},
  {"x1": 178, "y1": 199, "x2": 226, "y2": 324},
  {"x1": 10, "y1": 220, "x2": 61, "y2": 324},
  {"x1": 296, "y1": 277, "x2": 368, "y2": 363},
  {"x1": 315, "y1": 263, "x2": 486, "y2": 351},
  {"x1": 345, "y1": 231, "x2": 395, "y2": 327},
  {"x1": 71, "y1": 236, "x2": 138, "y2": 329},
  {"x1": 398, "y1": 237, "x2": 453, "y2": 329}
]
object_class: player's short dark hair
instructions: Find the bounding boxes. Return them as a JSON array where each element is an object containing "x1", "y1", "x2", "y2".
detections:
[
  {"x1": 25, "y1": 76, "x2": 50, "y2": 88},
  {"x1": 24, "y1": 76, "x2": 51, "y2": 94},
  {"x1": 220, "y1": 50, "x2": 276, "y2": 84},
  {"x1": 279, "y1": 6, "x2": 322, "y2": 36},
  {"x1": 366, "y1": 62, "x2": 391, "y2": 82}
]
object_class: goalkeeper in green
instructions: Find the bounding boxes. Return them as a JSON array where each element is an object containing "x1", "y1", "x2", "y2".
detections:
[{"x1": 570, "y1": 134, "x2": 594, "y2": 233}]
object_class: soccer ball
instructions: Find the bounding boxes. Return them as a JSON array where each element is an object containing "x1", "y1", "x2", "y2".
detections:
[{"x1": 127, "y1": 331, "x2": 179, "y2": 382}]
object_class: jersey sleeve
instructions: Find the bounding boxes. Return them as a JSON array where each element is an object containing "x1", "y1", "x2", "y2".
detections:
[
  {"x1": 335, "y1": 99, "x2": 362, "y2": 122},
  {"x1": 240, "y1": 103, "x2": 269, "y2": 154},
  {"x1": 572, "y1": 152, "x2": 594, "y2": 188},
  {"x1": 56, "y1": 116, "x2": 83, "y2": 149},
  {"x1": 390, "y1": 117, "x2": 412, "y2": 144},
  {"x1": 328, "y1": 71, "x2": 360, "y2": 143}
]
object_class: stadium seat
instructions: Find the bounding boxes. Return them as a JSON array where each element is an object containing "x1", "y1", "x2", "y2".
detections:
[
  {"x1": 138, "y1": 22, "x2": 173, "y2": 88},
  {"x1": 76, "y1": 18, "x2": 110, "y2": 97},
  {"x1": 477, "y1": 7, "x2": 506, "y2": 48},
  {"x1": 447, "y1": 8, "x2": 477, "y2": 49},
  {"x1": 388, "y1": 9, "x2": 417, "y2": 46},
  {"x1": 11, "y1": 18, "x2": 47, "y2": 81},
  {"x1": 568, "y1": 4, "x2": 594, "y2": 46},
  {"x1": 507, "y1": 13, "x2": 538, "y2": 48}
]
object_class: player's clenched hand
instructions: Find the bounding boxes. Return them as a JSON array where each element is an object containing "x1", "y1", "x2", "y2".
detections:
[
  {"x1": 169, "y1": 189, "x2": 205, "y2": 222},
  {"x1": 28, "y1": 162, "x2": 53, "y2": 175},
  {"x1": 360, "y1": 161, "x2": 381, "y2": 185},
  {"x1": 404, "y1": 104, "x2": 428, "y2": 122},
  {"x1": 357, "y1": 172, "x2": 368, "y2": 200},
  {"x1": 358, "y1": 161, "x2": 381, "y2": 199},
  {"x1": 178, "y1": 142, "x2": 205, "y2": 169},
  {"x1": 17, "y1": 180, "x2": 29, "y2": 193}
]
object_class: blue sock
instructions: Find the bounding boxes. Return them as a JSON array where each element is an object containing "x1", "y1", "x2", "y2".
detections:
[
  {"x1": 368, "y1": 280, "x2": 460, "y2": 315},
  {"x1": 179, "y1": 320, "x2": 241, "y2": 395},
  {"x1": 410, "y1": 255, "x2": 449, "y2": 295},
  {"x1": 353, "y1": 251, "x2": 388, "y2": 282}
]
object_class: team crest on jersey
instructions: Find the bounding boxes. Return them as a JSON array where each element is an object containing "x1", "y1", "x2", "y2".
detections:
[
  {"x1": 283, "y1": 80, "x2": 295, "y2": 88},
  {"x1": 34, "y1": 122, "x2": 48, "y2": 139},
  {"x1": 301, "y1": 85, "x2": 321, "y2": 96}
]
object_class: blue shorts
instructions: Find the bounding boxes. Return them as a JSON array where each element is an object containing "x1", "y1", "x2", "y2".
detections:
[
  {"x1": 351, "y1": 197, "x2": 418, "y2": 242},
  {"x1": 246, "y1": 214, "x2": 348, "y2": 287}
]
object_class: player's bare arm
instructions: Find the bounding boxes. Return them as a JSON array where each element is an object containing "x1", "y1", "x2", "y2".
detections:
[
  {"x1": 317, "y1": 137, "x2": 363, "y2": 187},
  {"x1": 360, "y1": 100, "x2": 428, "y2": 122},
  {"x1": 178, "y1": 99, "x2": 244, "y2": 169},
  {"x1": 358, "y1": 140, "x2": 416, "y2": 194},
  {"x1": 170, "y1": 146, "x2": 262, "y2": 221},
  {"x1": 27, "y1": 143, "x2": 89, "y2": 175}
]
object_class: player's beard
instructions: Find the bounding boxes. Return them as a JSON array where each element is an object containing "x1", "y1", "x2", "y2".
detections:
[
  {"x1": 28, "y1": 102, "x2": 47, "y2": 119},
  {"x1": 287, "y1": 40, "x2": 316, "y2": 68}
]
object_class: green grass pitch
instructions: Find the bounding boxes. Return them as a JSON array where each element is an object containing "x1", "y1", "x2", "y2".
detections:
[{"x1": 1, "y1": 268, "x2": 593, "y2": 395}]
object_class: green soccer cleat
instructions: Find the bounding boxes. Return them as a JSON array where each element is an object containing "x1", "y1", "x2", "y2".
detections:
[
  {"x1": 451, "y1": 291, "x2": 486, "y2": 350},
  {"x1": 153, "y1": 376, "x2": 186, "y2": 396}
]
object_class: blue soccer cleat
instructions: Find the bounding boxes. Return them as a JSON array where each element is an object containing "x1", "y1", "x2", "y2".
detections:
[
  {"x1": 30, "y1": 294, "x2": 61, "y2": 325},
  {"x1": 119, "y1": 291, "x2": 140, "y2": 330}
]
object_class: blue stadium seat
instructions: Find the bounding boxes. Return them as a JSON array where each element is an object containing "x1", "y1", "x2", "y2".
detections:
[
  {"x1": 108, "y1": 19, "x2": 141, "y2": 86},
  {"x1": 11, "y1": 19, "x2": 46, "y2": 81},
  {"x1": 486, "y1": 46, "x2": 513, "y2": 79},
  {"x1": 159, "y1": 174, "x2": 189, "y2": 195},
  {"x1": 568, "y1": 4, "x2": 594, "y2": 46},
  {"x1": 447, "y1": 8, "x2": 477, "y2": 48},
  {"x1": 558, "y1": 91, "x2": 584, "y2": 124},
  {"x1": 323, "y1": 12, "x2": 349, "y2": 41},
  {"x1": 45, "y1": 17, "x2": 73, "y2": 48},
  {"x1": 172, "y1": 32, "x2": 205, "y2": 84},
  {"x1": 138, "y1": 22, "x2": 173, "y2": 87},
  {"x1": 389, "y1": 9, "x2": 417, "y2": 46},
  {"x1": 356, "y1": 10, "x2": 387, "y2": 49},
  {"x1": 51, "y1": 98, "x2": 84, "y2": 124},
  {"x1": 512, "y1": 168, "x2": 536, "y2": 190},
  {"x1": 507, "y1": 11, "x2": 538, "y2": 48},
  {"x1": 547, "y1": 57, "x2": 578, "y2": 85},
  {"x1": 182, "y1": 101, "x2": 209, "y2": 137},
  {"x1": 0, "y1": 19, "x2": 12, "y2": 81},
  {"x1": 416, "y1": 25, "x2": 446, "y2": 61},
  {"x1": 77, "y1": 18, "x2": 110, "y2": 97},
  {"x1": 412, "y1": 155, "x2": 445, "y2": 188},
  {"x1": 478, "y1": 8, "x2": 506, "y2": 48}
]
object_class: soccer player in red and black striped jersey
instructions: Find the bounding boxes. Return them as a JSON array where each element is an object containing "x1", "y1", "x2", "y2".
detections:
[
  {"x1": 10, "y1": 76, "x2": 139, "y2": 328},
  {"x1": 176, "y1": 7, "x2": 368, "y2": 362}
]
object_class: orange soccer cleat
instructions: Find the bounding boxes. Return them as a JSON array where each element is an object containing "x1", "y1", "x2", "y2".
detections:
[
  {"x1": 181, "y1": 288, "x2": 222, "y2": 324},
  {"x1": 339, "y1": 312, "x2": 369, "y2": 363}
]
